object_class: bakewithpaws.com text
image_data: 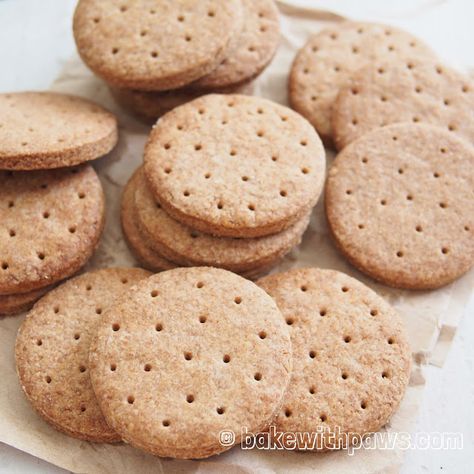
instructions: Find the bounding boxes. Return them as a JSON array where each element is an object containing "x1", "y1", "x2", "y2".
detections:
[{"x1": 219, "y1": 426, "x2": 463, "y2": 455}]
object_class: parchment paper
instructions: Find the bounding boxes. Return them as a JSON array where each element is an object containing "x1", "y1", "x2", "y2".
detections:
[{"x1": 0, "y1": 3, "x2": 472, "y2": 473}]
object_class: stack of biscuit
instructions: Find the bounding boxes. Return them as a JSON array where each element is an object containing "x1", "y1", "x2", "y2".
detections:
[
  {"x1": 73, "y1": 0, "x2": 280, "y2": 122},
  {"x1": 121, "y1": 93, "x2": 326, "y2": 278},
  {"x1": 290, "y1": 21, "x2": 474, "y2": 289},
  {"x1": 0, "y1": 91, "x2": 118, "y2": 315}
]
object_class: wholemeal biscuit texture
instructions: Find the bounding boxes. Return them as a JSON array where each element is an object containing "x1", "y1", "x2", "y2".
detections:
[
  {"x1": 0, "y1": 92, "x2": 117, "y2": 170},
  {"x1": 326, "y1": 123, "x2": 474, "y2": 289},
  {"x1": 0, "y1": 166, "x2": 105, "y2": 295},
  {"x1": 0, "y1": 286, "x2": 51, "y2": 316},
  {"x1": 144, "y1": 94, "x2": 325, "y2": 238},
  {"x1": 73, "y1": 0, "x2": 244, "y2": 91},
  {"x1": 15, "y1": 268, "x2": 150, "y2": 442},
  {"x1": 109, "y1": 80, "x2": 254, "y2": 123},
  {"x1": 333, "y1": 57, "x2": 474, "y2": 150},
  {"x1": 89, "y1": 267, "x2": 292, "y2": 458},
  {"x1": 133, "y1": 167, "x2": 310, "y2": 272},
  {"x1": 289, "y1": 21, "x2": 436, "y2": 144},
  {"x1": 192, "y1": 0, "x2": 280, "y2": 90},
  {"x1": 257, "y1": 267, "x2": 411, "y2": 450}
]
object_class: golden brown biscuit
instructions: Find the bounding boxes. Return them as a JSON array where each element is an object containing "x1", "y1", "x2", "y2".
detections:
[
  {"x1": 89, "y1": 267, "x2": 292, "y2": 458},
  {"x1": 289, "y1": 21, "x2": 436, "y2": 144},
  {"x1": 325, "y1": 123, "x2": 474, "y2": 289},
  {"x1": 15, "y1": 268, "x2": 150, "y2": 442},
  {"x1": 144, "y1": 94, "x2": 325, "y2": 238},
  {"x1": 73, "y1": 0, "x2": 244, "y2": 91},
  {"x1": 332, "y1": 57, "x2": 474, "y2": 150},
  {"x1": 0, "y1": 92, "x2": 117, "y2": 170},
  {"x1": 258, "y1": 267, "x2": 411, "y2": 450},
  {"x1": 0, "y1": 166, "x2": 105, "y2": 295}
]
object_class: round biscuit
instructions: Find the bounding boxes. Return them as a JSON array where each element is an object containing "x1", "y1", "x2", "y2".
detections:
[
  {"x1": 89, "y1": 267, "x2": 292, "y2": 458},
  {"x1": 325, "y1": 123, "x2": 474, "y2": 289},
  {"x1": 192, "y1": 0, "x2": 280, "y2": 90},
  {"x1": 0, "y1": 166, "x2": 105, "y2": 295},
  {"x1": 333, "y1": 57, "x2": 474, "y2": 150},
  {"x1": 0, "y1": 92, "x2": 117, "y2": 170},
  {"x1": 289, "y1": 21, "x2": 436, "y2": 144},
  {"x1": 257, "y1": 267, "x2": 411, "y2": 450},
  {"x1": 133, "y1": 167, "x2": 310, "y2": 272},
  {"x1": 73, "y1": 0, "x2": 244, "y2": 91},
  {"x1": 144, "y1": 94, "x2": 325, "y2": 238},
  {"x1": 15, "y1": 268, "x2": 151, "y2": 442}
]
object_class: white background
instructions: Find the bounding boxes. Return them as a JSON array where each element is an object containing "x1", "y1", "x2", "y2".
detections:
[{"x1": 0, "y1": 0, "x2": 473, "y2": 472}]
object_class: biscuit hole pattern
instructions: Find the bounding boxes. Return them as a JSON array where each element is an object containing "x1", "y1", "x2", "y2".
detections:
[
  {"x1": 144, "y1": 364, "x2": 152, "y2": 372},
  {"x1": 361, "y1": 401, "x2": 367, "y2": 410},
  {"x1": 442, "y1": 247, "x2": 449, "y2": 254},
  {"x1": 341, "y1": 286, "x2": 349, "y2": 293},
  {"x1": 53, "y1": 306, "x2": 59, "y2": 314},
  {"x1": 382, "y1": 371, "x2": 390, "y2": 379},
  {"x1": 301, "y1": 285, "x2": 308, "y2": 292},
  {"x1": 196, "y1": 281, "x2": 204, "y2": 288},
  {"x1": 309, "y1": 386, "x2": 316, "y2": 394},
  {"x1": 396, "y1": 251, "x2": 404, "y2": 258},
  {"x1": 112, "y1": 323, "x2": 120, "y2": 331},
  {"x1": 78, "y1": 192, "x2": 86, "y2": 199},
  {"x1": 223, "y1": 354, "x2": 231, "y2": 363},
  {"x1": 110, "y1": 363, "x2": 116, "y2": 371},
  {"x1": 388, "y1": 337, "x2": 395, "y2": 344},
  {"x1": 319, "y1": 309, "x2": 327, "y2": 317},
  {"x1": 127, "y1": 395, "x2": 135, "y2": 404},
  {"x1": 1, "y1": 262, "x2": 9, "y2": 270},
  {"x1": 254, "y1": 372, "x2": 262, "y2": 381},
  {"x1": 69, "y1": 226, "x2": 76, "y2": 234},
  {"x1": 184, "y1": 351, "x2": 193, "y2": 361},
  {"x1": 259, "y1": 331, "x2": 267, "y2": 339},
  {"x1": 309, "y1": 350, "x2": 316, "y2": 359},
  {"x1": 151, "y1": 51, "x2": 158, "y2": 58},
  {"x1": 36, "y1": 339, "x2": 42, "y2": 346},
  {"x1": 74, "y1": 333, "x2": 80, "y2": 340},
  {"x1": 86, "y1": 284, "x2": 92, "y2": 291},
  {"x1": 186, "y1": 394, "x2": 194, "y2": 403},
  {"x1": 286, "y1": 317, "x2": 294, "y2": 326},
  {"x1": 79, "y1": 365, "x2": 86, "y2": 373},
  {"x1": 45, "y1": 376, "x2": 52, "y2": 384},
  {"x1": 96, "y1": 308, "x2": 102, "y2": 315},
  {"x1": 8, "y1": 229, "x2": 15, "y2": 237},
  {"x1": 301, "y1": 167, "x2": 309, "y2": 174},
  {"x1": 248, "y1": 204, "x2": 255, "y2": 212},
  {"x1": 162, "y1": 420, "x2": 170, "y2": 427},
  {"x1": 341, "y1": 372, "x2": 348, "y2": 380},
  {"x1": 37, "y1": 252, "x2": 46, "y2": 261},
  {"x1": 320, "y1": 414, "x2": 327, "y2": 422},
  {"x1": 199, "y1": 315, "x2": 207, "y2": 323},
  {"x1": 285, "y1": 408, "x2": 292, "y2": 417},
  {"x1": 80, "y1": 405, "x2": 86, "y2": 413},
  {"x1": 112, "y1": 48, "x2": 119, "y2": 55},
  {"x1": 234, "y1": 296, "x2": 242, "y2": 304},
  {"x1": 343, "y1": 336, "x2": 352, "y2": 343},
  {"x1": 280, "y1": 190, "x2": 287, "y2": 197},
  {"x1": 185, "y1": 35, "x2": 192, "y2": 42},
  {"x1": 217, "y1": 407, "x2": 225, "y2": 415},
  {"x1": 416, "y1": 225, "x2": 423, "y2": 232},
  {"x1": 121, "y1": 278, "x2": 128, "y2": 284},
  {"x1": 370, "y1": 309, "x2": 378, "y2": 316},
  {"x1": 217, "y1": 201, "x2": 224, "y2": 210},
  {"x1": 155, "y1": 323, "x2": 163, "y2": 332}
]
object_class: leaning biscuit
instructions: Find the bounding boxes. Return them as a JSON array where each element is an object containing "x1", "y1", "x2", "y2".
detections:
[
  {"x1": 73, "y1": 0, "x2": 244, "y2": 91},
  {"x1": 289, "y1": 21, "x2": 436, "y2": 144},
  {"x1": 89, "y1": 267, "x2": 292, "y2": 459},
  {"x1": 325, "y1": 123, "x2": 474, "y2": 289},
  {"x1": 0, "y1": 166, "x2": 105, "y2": 295},
  {"x1": 332, "y1": 57, "x2": 474, "y2": 150},
  {"x1": 192, "y1": 0, "x2": 280, "y2": 90},
  {"x1": 144, "y1": 94, "x2": 325, "y2": 238},
  {"x1": 15, "y1": 268, "x2": 150, "y2": 442},
  {"x1": 0, "y1": 92, "x2": 117, "y2": 170},
  {"x1": 258, "y1": 268, "x2": 411, "y2": 450}
]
